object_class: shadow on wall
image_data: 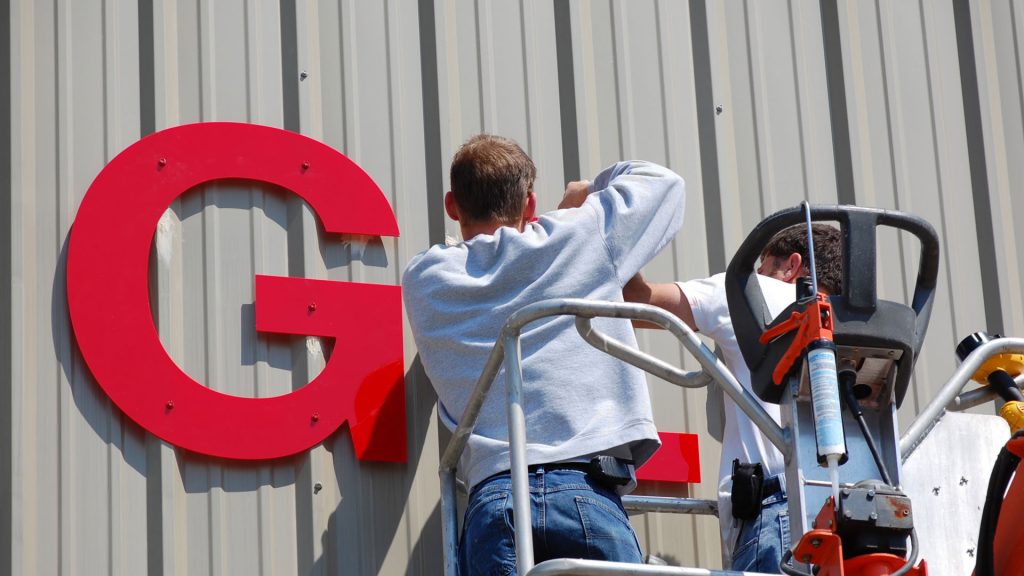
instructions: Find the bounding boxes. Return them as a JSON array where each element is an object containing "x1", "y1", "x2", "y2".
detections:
[
  {"x1": 53, "y1": 233, "x2": 151, "y2": 477},
  {"x1": 310, "y1": 356, "x2": 444, "y2": 575}
]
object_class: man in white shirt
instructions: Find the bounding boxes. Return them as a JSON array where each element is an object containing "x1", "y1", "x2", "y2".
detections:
[
  {"x1": 624, "y1": 223, "x2": 841, "y2": 573},
  {"x1": 403, "y1": 134, "x2": 686, "y2": 574}
]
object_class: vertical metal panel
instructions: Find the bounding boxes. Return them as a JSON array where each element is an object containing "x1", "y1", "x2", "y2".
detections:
[
  {"x1": 10, "y1": 0, "x2": 150, "y2": 574},
  {"x1": 972, "y1": 0, "x2": 1024, "y2": 338},
  {"x1": 6, "y1": 0, "x2": 1024, "y2": 574},
  {"x1": 300, "y1": 1, "x2": 440, "y2": 574},
  {"x1": 707, "y1": 0, "x2": 839, "y2": 251},
  {"x1": 434, "y1": 0, "x2": 564, "y2": 225},
  {"x1": 570, "y1": 0, "x2": 722, "y2": 565},
  {"x1": 837, "y1": 0, "x2": 987, "y2": 425}
]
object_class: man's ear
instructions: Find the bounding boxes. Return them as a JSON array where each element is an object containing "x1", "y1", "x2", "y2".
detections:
[
  {"x1": 444, "y1": 191, "x2": 460, "y2": 222},
  {"x1": 785, "y1": 252, "x2": 804, "y2": 281},
  {"x1": 522, "y1": 192, "x2": 537, "y2": 223}
]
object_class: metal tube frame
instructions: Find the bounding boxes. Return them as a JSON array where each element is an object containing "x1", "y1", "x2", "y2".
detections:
[
  {"x1": 900, "y1": 337, "x2": 1024, "y2": 461},
  {"x1": 948, "y1": 372, "x2": 1024, "y2": 412},
  {"x1": 438, "y1": 298, "x2": 789, "y2": 576}
]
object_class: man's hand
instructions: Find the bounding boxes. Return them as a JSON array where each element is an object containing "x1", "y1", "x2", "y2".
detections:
[{"x1": 557, "y1": 180, "x2": 591, "y2": 209}]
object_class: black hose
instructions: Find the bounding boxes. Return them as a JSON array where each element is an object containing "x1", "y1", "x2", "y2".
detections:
[
  {"x1": 975, "y1": 431, "x2": 1024, "y2": 576},
  {"x1": 839, "y1": 369, "x2": 894, "y2": 485},
  {"x1": 988, "y1": 369, "x2": 1024, "y2": 403}
]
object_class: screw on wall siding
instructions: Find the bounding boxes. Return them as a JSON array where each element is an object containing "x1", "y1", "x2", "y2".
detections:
[
  {"x1": 715, "y1": 104, "x2": 724, "y2": 115},
  {"x1": 967, "y1": 548, "x2": 975, "y2": 558},
  {"x1": 313, "y1": 482, "x2": 323, "y2": 494},
  {"x1": 932, "y1": 486, "x2": 940, "y2": 495},
  {"x1": 300, "y1": 71, "x2": 308, "y2": 81},
  {"x1": 960, "y1": 477, "x2": 968, "y2": 486}
]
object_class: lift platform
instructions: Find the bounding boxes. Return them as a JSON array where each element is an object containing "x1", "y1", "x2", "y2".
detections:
[{"x1": 438, "y1": 204, "x2": 1024, "y2": 575}]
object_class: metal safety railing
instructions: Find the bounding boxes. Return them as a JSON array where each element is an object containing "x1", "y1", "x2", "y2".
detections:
[
  {"x1": 900, "y1": 337, "x2": 1024, "y2": 461},
  {"x1": 438, "y1": 298, "x2": 790, "y2": 576}
]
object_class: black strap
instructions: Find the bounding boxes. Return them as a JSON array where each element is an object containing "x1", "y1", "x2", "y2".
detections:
[{"x1": 760, "y1": 474, "x2": 784, "y2": 498}]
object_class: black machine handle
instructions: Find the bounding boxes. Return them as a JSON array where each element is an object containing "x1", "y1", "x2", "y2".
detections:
[{"x1": 725, "y1": 205, "x2": 940, "y2": 401}]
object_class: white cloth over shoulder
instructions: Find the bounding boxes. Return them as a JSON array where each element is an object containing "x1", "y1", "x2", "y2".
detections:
[{"x1": 404, "y1": 161, "x2": 685, "y2": 491}]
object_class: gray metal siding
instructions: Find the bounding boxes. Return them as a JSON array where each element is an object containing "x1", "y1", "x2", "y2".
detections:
[{"x1": 4, "y1": 0, "x2": 1024, "y2": 574}]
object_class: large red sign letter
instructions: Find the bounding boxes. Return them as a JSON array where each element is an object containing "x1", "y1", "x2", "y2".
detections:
[{"x1": 67, "y1": 122, "x2": 405, "y2": 461}]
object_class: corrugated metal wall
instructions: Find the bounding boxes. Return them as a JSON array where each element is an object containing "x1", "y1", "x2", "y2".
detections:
[{"x1": 3, "y1": 0, "x2": 1022, "y2": 574}]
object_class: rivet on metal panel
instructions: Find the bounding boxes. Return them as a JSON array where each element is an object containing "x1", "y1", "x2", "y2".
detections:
[
  {"x1": 801, "y1": 554, "x2": 811, "y2": 563},
  {"x1": 902, "y1": 509, "x2": 910, "y2": 517},
  {"x1": 715, "y1": 104, "x2": 724, "y2": 115},
  {"x1": 867, "y1": 489, "x2": 875, "y2": 499},
  {"x1": 811, "y1": 538, "x2": 821, "y2": 548},
  {"x1": 869, "y1": 512, "x2": 878, "y2": 521},
  {"x1": 302, "y1": 161, "x2": 311, "y2": 171},
  {"x1": 311, "y1": 412, "x2": 320, "y2": 422},
  {"x1": 308, "y1": 302, "x2": 317, "y2": 312},
  {"x1": 157, "y1": 157, "x2": 167, "y2": 169},
  {"x1": 166, "y1": 400, "x2": 174, "y2": 410},
  {"x1": 300, "y1": 71, "x2": 308, "y2": 81},
  {"x1": 313, "y1": 482, "x2": 323, "y2": 494}
]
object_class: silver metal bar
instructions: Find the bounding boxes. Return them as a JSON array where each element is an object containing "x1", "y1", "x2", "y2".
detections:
[
  {"x1": 802, "y1": 201, "x2": 819, "y2": 297},
  {"x1": 659, "y1": 317, "x2": 791, "y2": 460},
  {"x1": 801, "y1": 478, "x2": 857, "y2": 489},
  {"x1": 900, "y1": 337, "x2": 1024, "y2": 460},
  {"x1": 949, "y1": 372, "x2": 1024, "y2": 412},
  {"x1": 563, "y1": 300, "x2": 789, "y2": 459},
  {"x1": 506, "y1": 331, "x2": 535, "y2": 576},
  {"x1": 527, "y1": 558, "x2": 782, "y2": 575},
  {"x1": 621, "y1": 496, "x2": 718, "y2": 516},
  {"x1": 440, "y1": 470, "x2": 460, "y2": 576},
  {"x1": 439, "y1": 339, "x2": 507, "y2": 472},
  {"x1": 576, "y1": 317, "x2": 711, "y2": 388}
]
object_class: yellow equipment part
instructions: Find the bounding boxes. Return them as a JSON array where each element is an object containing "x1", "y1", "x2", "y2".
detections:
[
  {"x1": 1000, "y1": 401, "x2": 1024, "y2": 434},
  {"x1": 972, "y1": 353, "x2": 1024, "y2": 384}
]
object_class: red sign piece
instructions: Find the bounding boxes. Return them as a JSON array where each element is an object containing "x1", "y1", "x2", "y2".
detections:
[
  {"x1": 636, "y1": 432, "x2": 701, "y2": 484},
  {"x1": 67, "y1": 122, "x2": 405, "y2": 461}
]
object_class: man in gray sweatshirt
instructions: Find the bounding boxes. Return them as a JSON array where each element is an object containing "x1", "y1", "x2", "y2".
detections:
[{"x1": 403, "y1": 134, "x2": 685, "y2": 575}]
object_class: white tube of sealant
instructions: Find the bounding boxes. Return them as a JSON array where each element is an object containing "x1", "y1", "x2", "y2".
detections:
[{"x1": 807, "y1": 339, "x2": 847, "y2": 508}]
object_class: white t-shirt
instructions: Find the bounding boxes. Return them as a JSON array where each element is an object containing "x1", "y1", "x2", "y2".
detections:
[{"x1": 677, "y1": 272, "x2": 795, "y2": 555}]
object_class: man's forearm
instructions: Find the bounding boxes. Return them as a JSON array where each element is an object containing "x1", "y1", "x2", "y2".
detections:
[{"x1": 623, "y1": 274, "x2": 697, "y2": 332}]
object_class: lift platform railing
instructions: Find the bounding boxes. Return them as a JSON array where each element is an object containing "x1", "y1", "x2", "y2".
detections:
[
  {"x1": 438, "y1": 298, "x2": 790, "y2": 576},
  {"x1": 900, "y1": 337, "x2": 1024, "y2": 461}
]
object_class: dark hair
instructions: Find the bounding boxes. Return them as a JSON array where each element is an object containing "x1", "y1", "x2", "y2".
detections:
[
  {"x1": 761, "y1": 223, "x2": 842, "y2": 294},
  {"x1": 449, "y1": 134, "x2": 537, "y2": 225}
]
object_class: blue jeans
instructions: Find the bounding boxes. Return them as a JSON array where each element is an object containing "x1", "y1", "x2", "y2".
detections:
[
  {"x1": 458, "y1": 466, "x2": 644, "y2": 576},
  {"x1": 731, "y1": 490, "x2": 789, "y2": 573}
]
